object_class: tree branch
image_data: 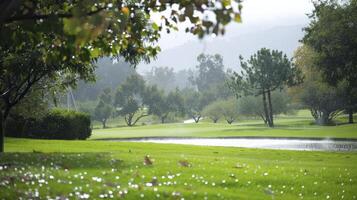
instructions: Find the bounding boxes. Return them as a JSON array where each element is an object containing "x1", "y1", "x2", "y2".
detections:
[
  {"x1": 4, "y1": 7, "x2": 106, "y2": 24},
  {"x1": 132, "y1": 114, "x2": 149, "y2": 126}
]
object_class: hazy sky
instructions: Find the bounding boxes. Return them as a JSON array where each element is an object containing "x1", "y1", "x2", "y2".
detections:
[
  {"x1": 241, "y1": 0, "x2": 314, "y2": 23},
  {"x1": 157, "y1": 0, "x2": 315, "y2": 50}
]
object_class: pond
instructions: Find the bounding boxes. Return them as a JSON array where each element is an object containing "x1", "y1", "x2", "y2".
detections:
[{"x1": 115, "y1": 137, "x2": 357, "y2": 151}]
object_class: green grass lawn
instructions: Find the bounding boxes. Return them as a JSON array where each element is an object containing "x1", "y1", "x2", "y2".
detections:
[
  {"x1": 91, "y1": 110, "x2": 357, "y2": 140},
  {"x1": 2, "y1": 113, "x2": 357, "y2": 199},
  {"x1": 1, "y1": 138, "x2": 357, "y2": 199},
  {"x1": 91, "y1": 119, "x2": 357, "y2": 140}
]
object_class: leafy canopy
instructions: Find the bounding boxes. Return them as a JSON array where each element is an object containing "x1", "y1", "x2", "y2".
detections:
[
  {"x1": 231, "y1": 48, "x2": 301, "y2": 96},
  {"x1": 303, "y1": 0, "x2": 357, "y2": 86}
]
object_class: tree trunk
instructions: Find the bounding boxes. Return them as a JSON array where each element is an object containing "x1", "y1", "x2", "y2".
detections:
[
  {"x1": 132, "y1": 114, "x2": 149, "y2": 126},
  {"x1": 125, "y1": 115, "x2": 133, "y2": 127},
  {"x1": 348, "y1": 109, "x2": 354, "y2": 124},
  {"x1": 260, "y1": 114, "x2": 267, "y2": 124},
  {"x1": 262, "y1": 91, "x2": 272, "y2": 127},
  {"x1": 320, "y1": 111, "x2": 330, "y2": 125},
  {"x1": 310, "y1": 109, "x2": 319, "y2": 121},
  {"x1": 226, "y1": 119, "x2": 234, "y2": 124},
  {"x1": 0, "y1": 107, "x2": 11, "y2": 153},
  {"x1": 102, "y1": 119, "x2": 107, "y2": 129},
  {"x1": 0, "y1": 113, "x2": 4, "y2": 153},
  {"x1": 267, "y1": 90, "x2": 274, "y2": 127},
  {"x1": 21, "y1": 118, "x2": 28, "y2": 137},
  {"x1": 193, "y1": 115, "x2": 201, "y2": 123},
  {"x1": 128, "y1": 118, "x2": 133, "y2": 126}
]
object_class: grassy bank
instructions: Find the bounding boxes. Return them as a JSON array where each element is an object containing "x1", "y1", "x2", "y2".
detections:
[{"x1": 1, "y1": 138, "x2": 357, "y2": 199}]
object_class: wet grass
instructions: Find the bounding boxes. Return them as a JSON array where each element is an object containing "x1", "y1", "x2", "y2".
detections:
[{"x1": 2, "y1": 138, "x2": 357, "y2": 199}]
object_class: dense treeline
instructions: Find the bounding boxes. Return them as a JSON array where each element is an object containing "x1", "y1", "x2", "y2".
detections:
[
  {"x1": 8, "y1": 42, "x2": 355, "y2": 133},
  {"x1": 78, "y1": 53, "x2": 298, "y2": 127},
  {"x1": 6, "y1": 42, "x2": 356, "y2": 135}
]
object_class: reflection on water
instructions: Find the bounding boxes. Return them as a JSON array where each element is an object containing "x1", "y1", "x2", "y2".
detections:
[{"x1": 119, "y1": 138, "x2": 357, "y2": 151}]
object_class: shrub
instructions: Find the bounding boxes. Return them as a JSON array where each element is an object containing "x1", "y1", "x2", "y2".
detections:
[{"x1": 5, "y1": 109, "x2": 91, "y2": 140}]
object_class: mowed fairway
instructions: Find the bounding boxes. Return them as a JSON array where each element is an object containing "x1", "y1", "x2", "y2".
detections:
[
  {"x1": 1, "y1": 138, "x2": 357, "y2": 200},
  {"x1": 91, "y1": 119, "x2": 357, "y2": 140}
]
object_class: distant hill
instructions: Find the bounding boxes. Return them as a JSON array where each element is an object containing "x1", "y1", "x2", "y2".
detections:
[{"x1": 138, "y1": 24, "x2": 305, "y2": 72}]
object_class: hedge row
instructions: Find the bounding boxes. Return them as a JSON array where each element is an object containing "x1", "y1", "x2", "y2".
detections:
[{"x1": 5, "y1": 109, "x2": 91, "y2": 140}]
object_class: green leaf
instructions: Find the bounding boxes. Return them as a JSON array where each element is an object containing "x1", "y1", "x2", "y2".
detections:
[
  {"x1": 222, "y1": 0, "x2": 231, "y2": 8},
  {"x1": 152, "y1": 23, "x2": 160, "y2": 31},
  {"x1": 234, "y1": 14, "x2": 242, "y2": 22},
  {"x1": 184, "y1": 4, "x2": 194, "y2": 17},
  {"x1": 90, "y1": 48, "x2": 100, "y2": 58}
]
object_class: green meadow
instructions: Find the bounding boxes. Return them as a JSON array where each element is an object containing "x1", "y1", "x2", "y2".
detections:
[
  {"x1": 2, "y1": 112, "x2": 357, "y2": 199},
  {"x1": 1, "y1": 138, "x2": 357, "y2": 200}
]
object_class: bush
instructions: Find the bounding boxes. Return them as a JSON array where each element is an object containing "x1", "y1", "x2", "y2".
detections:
[{"x1": 5, "y1": 109, "x2": 91, "y2": 140}]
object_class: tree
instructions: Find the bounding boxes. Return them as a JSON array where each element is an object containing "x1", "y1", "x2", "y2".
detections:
[
  {"x1": 144, "y1": 85, "x2": 168, "y2": 123},
  {"x1": 78, "y1": 101, "x2": 96, "y2": 117},
  {"x1": 114, "y1": 75, "x2": 147, "y2": 127},
  {"x1": 230, "y1": 48, "x2": 302, "y2": 127},
  {"x1": 182, "y1": 89, "x2": 205, "y2": 123},
  {"x1": 238, "y1": 91, "x2": 292, "y2": 124},
  {"x1": 3, "y1": 83, "x2": 52, "y2": 138},
  {"x1": 202, "y1": 101, "x2": 223, "y2": 123},
  {"x1": 145, "y1": 67, "x2": 176, "y2": 93},
  {"x1": 8, "y1": 81, "x2": 55, "y2": 120},
  {"x1": 166, "y1": 89, "x2": 186, "y2": 119},
  {"x1": 237, "y1": 96, "x2": 266, "y2": 122},
  {"x1": 144, "y1": 87, "x2": 185, "y2": 123},
  {"x1": 290, "y1": 45, "x2": 344, "y2": 125},
  {"x1": 190, "y1": 54, "x2": 227, "y2": 92},
  {"x1": 175, "y1": 69, "x2": 196, "y2": 89},
  {"x1": 302, "y1": 0, "x2": 357, "y2": 123},
  {"x1": 74, "y1": 58, "x2": 136, "y2": 101},
  {"x1": 0, "y1": 0, "x2": 242, "y2": 151},
  {"x1": 188, "y1": 54, "x2": 233, "y2": 111},
  {"x1": 1, "y1": 1, "x2": 242, "y2": 39},
  {"x1": 202, "y1": 98, "x2": 240, "y2": 124},
  {"x1": 94, "y1": 88, "x2": 113, "y2": 128},
  {"x1": 299, "y1": 81, "x2": 344, "y2": 125},
  {"x1": 220, "y1": 98, "x2": 239, "y2": 124},
  {"x1": 0, "y1": 46, "x2": 86, "y2": 152}
]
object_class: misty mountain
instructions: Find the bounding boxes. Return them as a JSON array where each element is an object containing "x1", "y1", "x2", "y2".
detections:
[{"x1": 138, "y1": 24, "x2": 305, "y2": 72}]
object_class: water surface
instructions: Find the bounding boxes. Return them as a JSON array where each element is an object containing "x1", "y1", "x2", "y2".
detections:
[{"x1": 116, "y1": 138, "x2": 357, "y2": 151}]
